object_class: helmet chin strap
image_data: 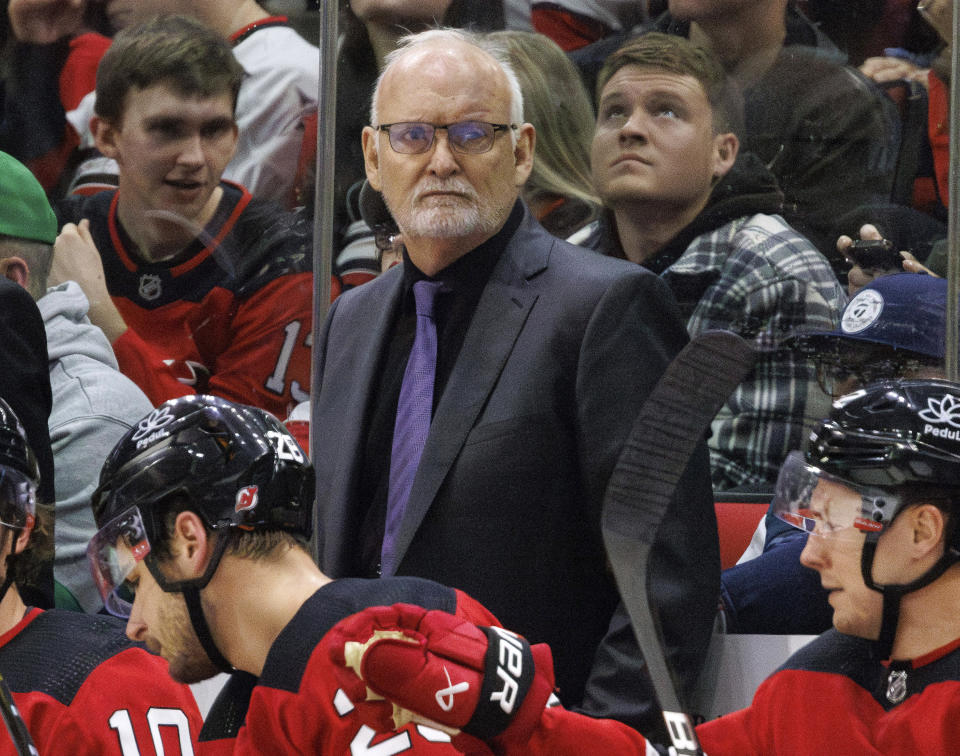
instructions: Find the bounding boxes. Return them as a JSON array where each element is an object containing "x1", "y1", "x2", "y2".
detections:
[
  {"x1": 861, "y1": 536, "x2": 960, "y2": 660},
  {"x1": 183, "y1": 584, "x2": 233, "y2": 674},
  {"x1": 146, "y1": 532, "x2": 234, "y2": 674},
  {"x1": 0, "y1": 528, "x2": 18, "y2": 608}
]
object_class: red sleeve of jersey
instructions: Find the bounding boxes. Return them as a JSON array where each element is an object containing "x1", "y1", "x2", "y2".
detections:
[
  {"x1": 112, "y1": 326, "x2": 195, "y2": 405},
  {"x1": 113, "y1": 271, "x2": 313, "y2": 418},
  {"x1": 60, "y1": 33, "x2": 111, "y2": 110},
  {"x1": 452, "y1": 589, "x2": 502, "y2": 627},
  {"x1": 236, "y1": 641, "x2": 473, "y2": 755},
  {"x1": 16, "y1": 646, "x2": 204, "y2": 755},
  {"x1": 530, "y1": 6, "x2": 610, "y2": 51},
  {"x1": 928, "y1": 71, "x2": 949, "y2": 207},
  {"x1": 696, "y1": 668, "x2": 887, "y2": 755},
  {"x1": 521, "y1": 706, "x2": 650, "y2": 755}
]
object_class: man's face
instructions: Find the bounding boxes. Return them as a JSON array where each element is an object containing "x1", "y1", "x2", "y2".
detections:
[
  {"x1": 591, "y1": 65, "x2": 729, "y2": 215},
  {"x1": 798, "y1": 478, "x2": 889, "y2": 639},
  {"x1": 93, "y1": 82, "x2": 238, "y2": 235},
  {"x1": 124, "y1": 559, "x2": 220, "y2": 684},
  {"x1": 362, "y1": 40, "x2": 533, "y2": 251}
]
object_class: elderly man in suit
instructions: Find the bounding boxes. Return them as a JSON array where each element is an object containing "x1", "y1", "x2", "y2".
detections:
[{"x1": 312, "y1": 27, "x2": 717, "y2": 737}]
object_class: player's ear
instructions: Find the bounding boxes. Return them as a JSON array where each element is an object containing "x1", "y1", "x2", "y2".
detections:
[
  {"x1": 171, "y1": 510, "x2": 213, "y2": 579},
  {"x1": 910, "y1": 503, "x2": 947, "y2": 560},
  {"x1": 12, "y1": 520, "x2": 32, "y2": 555}
]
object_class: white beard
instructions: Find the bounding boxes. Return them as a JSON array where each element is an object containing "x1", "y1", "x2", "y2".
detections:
[{"x1": 390, "y1": 179, "x2": 506, "y2": 240}]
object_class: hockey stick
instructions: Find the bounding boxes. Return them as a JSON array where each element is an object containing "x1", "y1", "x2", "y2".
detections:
[
  {"x1": 602, "y1": 330, "x2": 755, "y2": 756},
  {"x1": 0, "y1": 672, "x2": 37, "y2": 756}
]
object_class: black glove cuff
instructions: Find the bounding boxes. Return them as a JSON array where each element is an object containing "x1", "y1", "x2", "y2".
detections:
[{"x1": 463, "y1": 626, "x2": 535, "y2": 740}]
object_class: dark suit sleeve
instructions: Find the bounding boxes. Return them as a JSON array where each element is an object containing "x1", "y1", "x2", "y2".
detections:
[
  {"x1": 0, "y1": 278, "x2": 54, "y2": 606},
  {"x1": 574, "y1": 270, "x2": 719, "y2": 741},
  {"x1": 0, "y1": 279, "x2": 53, "y2": 499}
]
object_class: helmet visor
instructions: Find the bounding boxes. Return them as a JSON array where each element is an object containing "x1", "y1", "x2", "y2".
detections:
[
  {"x1": 86, "y1": 505, "x2": 151, "y2": 618},
  {"x1": 771, "y1": 451, "x2": 901, "y2": 540},
  {"x1": 0, "y1": 466, "x2": 36, "y2": 530}
]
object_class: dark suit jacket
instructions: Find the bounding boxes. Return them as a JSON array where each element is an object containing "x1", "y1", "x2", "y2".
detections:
[{"x1": 313, "y1": 209, "x2": 718, "y2": 734}]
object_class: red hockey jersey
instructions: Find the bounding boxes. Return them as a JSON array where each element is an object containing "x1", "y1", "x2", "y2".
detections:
[
  {"x1": 56, "y1": 183, "x2": 314, "y2": 419},
  {"x1": 198, "y1": 578, "x2": 505, "y2": 754},
  {"x1": 696, "y1": 629, "x2": 960, "y2": 755},
  {"x1": 484, "y1": 628, "x2": 960, "y2": 755},
  {"x1": 0, "y1": 608, "x2": 204, "y2": 755}
]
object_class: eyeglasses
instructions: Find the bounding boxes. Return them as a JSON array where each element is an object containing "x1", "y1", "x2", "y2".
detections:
[
  {"x1": 377, "y1": 121, "x2": 516, "y2": 155},
  {"x1": 814, "y1": 352, "x2": 939, "y2": 397}
]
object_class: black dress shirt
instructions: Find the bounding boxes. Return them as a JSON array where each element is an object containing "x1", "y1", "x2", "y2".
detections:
[{"x1": 356, "y1": 202, "x2": 524, "y2": 575}]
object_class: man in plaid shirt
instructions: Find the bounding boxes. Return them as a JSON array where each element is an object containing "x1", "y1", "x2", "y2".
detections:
[{"x1": 588, "y1": 32, "x2": 846, "y2": 490}]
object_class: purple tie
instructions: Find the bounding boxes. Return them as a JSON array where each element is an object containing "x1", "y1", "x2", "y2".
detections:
[{"x1": 381, "y1": 279, "x2": 445, "y2": 575}]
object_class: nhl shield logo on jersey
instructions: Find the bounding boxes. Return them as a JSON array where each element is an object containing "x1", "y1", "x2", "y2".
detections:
[
  {"x1": 885, "y1": 669, "x2": 908, "y2": 704},
  {"x1": 138, "y1": 273, "x2": 163, "y2": 301}
]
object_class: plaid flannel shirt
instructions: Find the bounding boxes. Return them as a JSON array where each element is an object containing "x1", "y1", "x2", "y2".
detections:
[{"x1": 662, "y1": 213, "x2": 847, "y2": 490}]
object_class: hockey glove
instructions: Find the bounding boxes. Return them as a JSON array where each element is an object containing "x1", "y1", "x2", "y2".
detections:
[{"x1": 328, "y1": 603, "x2": 556, "y2": 753}]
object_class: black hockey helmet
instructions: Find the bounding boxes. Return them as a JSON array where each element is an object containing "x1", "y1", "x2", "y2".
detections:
[
  {"x1": 0, "y1": 397, "x2": 38, "y2": 531},
  {"x1": 810, "y1": 379, "x2": 960, "y2": 494},
  {"x1": 88, "y1": 395, "x2": 313, "y2": 618},
  {"x1": 92, "y1": 394, "x2": 313, "y2": 537},
  {"x1": 772, "y1": 379, "x2": 960, "y2": 657}
]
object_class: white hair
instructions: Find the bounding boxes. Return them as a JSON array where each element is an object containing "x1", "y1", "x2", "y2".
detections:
[{"x1": 369, "y1": 27, "x2": 524, "y2": 143}]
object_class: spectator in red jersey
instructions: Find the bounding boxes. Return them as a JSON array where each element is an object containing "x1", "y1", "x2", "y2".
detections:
[
  {"x1": 53, "y1": 16, "x2": 315, "y2": 420},
  {"x1": 5, "y1": 0, "x2": 318, "y2": 208}
]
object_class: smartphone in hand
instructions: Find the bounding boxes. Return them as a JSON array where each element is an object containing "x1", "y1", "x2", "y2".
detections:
[{"x1": 846, "y1": 239, "x2": 903, "y2": 272}]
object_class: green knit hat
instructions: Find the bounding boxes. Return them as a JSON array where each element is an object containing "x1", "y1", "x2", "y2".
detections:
[{"x1": 0, "y1": 152, "x2": 57, "y2": 244}]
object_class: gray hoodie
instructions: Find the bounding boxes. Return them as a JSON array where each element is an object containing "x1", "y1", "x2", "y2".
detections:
[{"x1": 39, "y1": 281, "x2": 153, "y2": 613}]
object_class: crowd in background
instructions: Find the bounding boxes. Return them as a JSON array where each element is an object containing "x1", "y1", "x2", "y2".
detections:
[{"x1": 0, "y1": 0, "x2": 955, "y2": 752}]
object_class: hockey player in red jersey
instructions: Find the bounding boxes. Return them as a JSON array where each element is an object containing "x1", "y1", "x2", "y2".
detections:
[
  {"x1": 330, "y1": 378, "x2": 960, "y2": 755},
  {"x1": 87, "y1": 394, "x2": 535, "y2": 754},
  {"x1": 0, "y1": 396, "x2": 205, "y2": 755},
  {"x1": 51, "y1": 16, "x2": 316, "y2": 420}
]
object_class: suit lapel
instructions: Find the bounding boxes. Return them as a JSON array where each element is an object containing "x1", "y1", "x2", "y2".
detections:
[
  {"x1": 387, "y1": 213, "x2": 552, "y2": 572},
  {"x1": 322, "y1": 270, "x2": 404, "y2": 573}
]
